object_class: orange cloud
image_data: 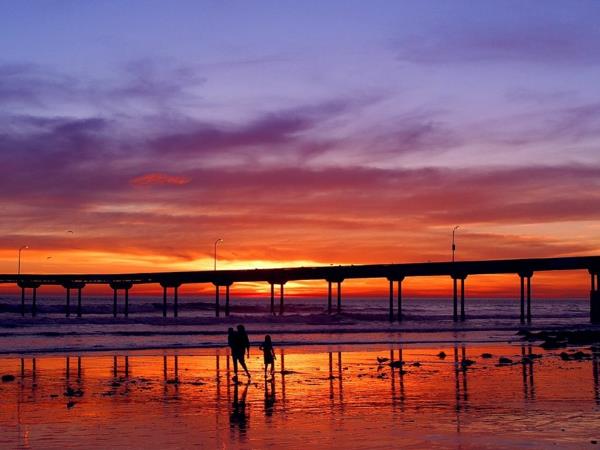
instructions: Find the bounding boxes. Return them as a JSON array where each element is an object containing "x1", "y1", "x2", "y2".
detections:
[{"x1": 130, "y1": 173, "x2": 191, "y2": 186}]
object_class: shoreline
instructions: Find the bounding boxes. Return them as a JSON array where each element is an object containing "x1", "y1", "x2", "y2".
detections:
[{"x1": 2, "y1": 324, "x2": 600, "y2": 357}]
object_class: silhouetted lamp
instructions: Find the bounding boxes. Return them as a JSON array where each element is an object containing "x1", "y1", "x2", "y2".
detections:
[
  {"x1": 214, "y1": 238, "x2": 223, "y2": 271},
  {"x1": 18, "y1": 245, "x2": 29, "y2": 275}
]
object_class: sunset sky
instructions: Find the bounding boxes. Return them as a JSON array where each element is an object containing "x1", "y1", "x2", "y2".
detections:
[{"x1": 1, "y1": 1, "x2": 599, "y2": 296}]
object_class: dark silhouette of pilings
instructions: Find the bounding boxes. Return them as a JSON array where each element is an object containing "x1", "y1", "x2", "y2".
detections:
[
  {"x1": 17, "y1": 282, "x2": 40, "y2": 317},
  {"x1": 268, "y1": 280, "x2": 286, "y2": 315},
  {"x1": 590, "y1": 270, "x2": 600, "y2": 323},
  {"x1": 325, "y1": 278, "x2": 343, "y2": 314},
  {"x1": 62, "y1": 282, "x2": 85, "y2": 318},
  {"x1": 160, "y1": 282, "x2": 181, "y2": 318},
  {"x1": 109, "y1": 282, "x2": 133, "y2": 318},
  {"x1": 213, "y1": 283, "x2": 232, "y2": 317},
  {"x1": 451, "y1": 274, "x2": 467, "y2": 322},
  {"x1": 387, "y1": 276, "x2": 405, "y2": 321},
  {"x1": 518, "y1": 271, "x2": 533, "y2": 324}
]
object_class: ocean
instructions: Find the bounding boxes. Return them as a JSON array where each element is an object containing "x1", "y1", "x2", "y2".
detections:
[{"x1": 0, "y1": 295, "x2": 591, "y2": 354}]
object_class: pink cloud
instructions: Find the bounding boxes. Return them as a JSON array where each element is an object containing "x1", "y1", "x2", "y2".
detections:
[{"x1": 130, "y1": 173, "x2": 191, "y2": 186}]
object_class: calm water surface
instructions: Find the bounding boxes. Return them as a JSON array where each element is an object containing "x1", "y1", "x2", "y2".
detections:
[{"x1": 1, "y1": 343, "x2": 599, "y2": 449}]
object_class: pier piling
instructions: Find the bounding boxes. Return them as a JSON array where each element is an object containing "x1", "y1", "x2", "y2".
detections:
[
  {"x1": 279, "y1": 283, "x2": 284, "y2": 316},
  {"x1": 388, "y1": 279, "x2": 393, "y2": 321},
  {"x1": 173, "y1": 286, "x2": 178, "y2": 318},
  {"x1": 328, "y1": 281, "x2": 332, "y2": 314},
  {"x1": 460, "y1": 278, "x2": 465, "y2": 321},
  {"x1": 398, "y1": 278, "x2": 404, "y2": 321},
  {"x1": 453, "y1": 277, "x2": 458, "y2": 322},
  {"x1": 591, "y1": 270, "x2": 600, "y2": 323},
  {"x1": 77, "y1": 287, "x2": 82, "y2": 317},
  {"x1": 527, "y1": 275, "x2": 532, "y2": 324},
  {"x1": 32, "y1": 287, "x2": 37, "y2": 317},
  {"x1": 113, "y1": 288, "x2": 117, "y2": 318},
  {"x1": 65, "y1": 288, "x2": 71, "y2": 317},
  {"x1": 225, "y1": 285, "x2": 230, "y2": 316},
  {"x1": 124, "y1": 288, "x2": 129, "y2": 317}
]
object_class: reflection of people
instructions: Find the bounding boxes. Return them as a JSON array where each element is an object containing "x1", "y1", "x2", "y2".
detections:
[
  {"x1": 230, "y1": 381, "x2": 250, "y2": 434},
  {"x1": 228, "y1": 325, "x2": 251, "y2": 380},
  {"x1": 264, "y1": 377, "x2": 276, "y2": 416},
  {"x1": 259, "y1": 335, "x2": 276, "y2": 377}
]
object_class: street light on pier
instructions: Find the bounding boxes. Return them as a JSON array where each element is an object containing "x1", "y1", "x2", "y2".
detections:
[
  {"x1": 214, "y1": 238, "x2": 223, "y2": 271},
  {"x1": 18, "y1": 245, "x2": 29, "y2": 276},
  {"x1": 452, "y1": 226, "x2": 459, "y2": 262}
]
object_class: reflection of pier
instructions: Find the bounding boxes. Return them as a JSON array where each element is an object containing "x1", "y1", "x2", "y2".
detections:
[
  {"x1": 593, "y1": 350, "x2": 599, "y2": 405},
  {"x1": 328, "y1": 351, "x2": 344, "y2": 404},
  {"x1": 390, "y1": 349, "x2": 405, "y2": 409},
  {"x1": 454, "y1": 345, "x2": 469, "y2": 410},
  {"x1": 521, "y1": 345, "x2": 536, "y2": 401},
  {"x1": 7, "y1": 348, "x2": 600, "y2": 418},
  {"x1": 112, "y1": 355, "x2": 130, "y2": 378}
]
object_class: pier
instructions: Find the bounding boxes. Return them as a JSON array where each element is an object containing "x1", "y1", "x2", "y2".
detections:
[{"x1": 2, "y1": 255, "x2": 600, "y2": 323}]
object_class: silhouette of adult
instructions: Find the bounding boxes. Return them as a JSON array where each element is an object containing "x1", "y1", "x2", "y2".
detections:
[{"x1": 228, "y1": 325, "x2": 251, "y2": 380}]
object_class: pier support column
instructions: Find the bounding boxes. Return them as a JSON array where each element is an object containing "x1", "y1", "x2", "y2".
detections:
[
  {"x1": 337, "y1": 281, "x2": 342, "y2": 313},
  {"x1": 173, "y1": 286, "x2": 178, "y2": 318},
  {"x1": 527, "y1": 275, "x2": 532, "y2": 324},
  {"x1": 62, "y1": 282, "x2": 85, "y2": 318},
  {"x1": 225, "y1": 285, "x2": 230, "y2": 317},
  {"x1": 452, "y1": 277, "x2": 458, "y2": 322},
  {"x1": 460, "y1": 277, "x2": 465, "y2": 321},
  {"x1": 388, "y1": 279, "x2": 394, "y2": 321},
  {"x1": 113, "y1": 288, "x2": 117, "y2": 317},
  {"x1": 397, "y1": 278, "x2": 404, "y2": 322},
  {"x1": 109, "y1": 282, "x2": 133, "y2": 319},
  {"x1": 65, "y1": 288, "x2": 71, "y2": 318},
  {"x1": 519, "y1": 271, "x2": 533, "y2": 324},
  {"x1": 520, "y1": 275, "x2": 525, "y2": 324},
  {"x1": 160, "y1": 283, "x2": 181, "y2": 318},
  {"x1": 215, "y1": 285, "x2": 220, "y2": 317},
  {"x1": 279, "y1": 284, "x2": 284, "y2": 316},
  {"x1": 590, "y1": 270, "x2": 600, "y2": 324},
  {"x1": 328, "y1": 281, "x2": 332, "y2": 315},
  {"x1": 387, "y1": 276, "x2": 405, "y2": 322},
  {"x1": 32, "y1": 287, "x2": 37, "y2": 317},
  {"x1": 270, "y1": 283, "x2": 275, "y2": 315},
  {"x1": 20, "y1": 287, "x2": 25, "y2": 317},
  {"x1": 124, "y1": 288, "x2": 129, "y2": 318},
  {"x1": 77, "y1": 287, "x2": 82, "y2": 318}
]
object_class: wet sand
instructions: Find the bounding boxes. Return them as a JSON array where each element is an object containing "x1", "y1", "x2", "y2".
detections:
[{"x1": 1, "y1": 343, "x2": 600, "y2": 449}]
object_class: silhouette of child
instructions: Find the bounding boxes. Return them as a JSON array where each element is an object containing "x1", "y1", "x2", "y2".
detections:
[{"x1": 259, "y1": 335, "x2": 276, "y2": 377}]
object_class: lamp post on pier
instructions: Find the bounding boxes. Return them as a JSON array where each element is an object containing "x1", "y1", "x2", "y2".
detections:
[
  {"x1": 214, "y1": 238, "x2": 223, "y2": 271},
  {"x1": 18, "y1": 245, "x2": 29, "y2": 276},
  {"x1": 452, "y1": 226, "x2": 459, "y2": 262}
]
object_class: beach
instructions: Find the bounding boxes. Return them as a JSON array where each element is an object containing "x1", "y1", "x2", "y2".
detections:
[
  {"x1": 1, "y1": 296, "x2": 600, "y2": 448},
  {"x1": 2, "y1": 339, "x2": 600, "y2": 448}
]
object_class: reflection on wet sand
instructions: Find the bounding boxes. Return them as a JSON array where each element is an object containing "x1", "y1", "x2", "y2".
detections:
[{"x1": 3, "y1": 344, "x2": 600, "y2": 448}]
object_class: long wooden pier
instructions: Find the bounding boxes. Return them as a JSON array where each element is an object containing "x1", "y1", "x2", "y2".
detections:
[{"x1": 2, "y1": 255, "x2": 600, "y2": 323}]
